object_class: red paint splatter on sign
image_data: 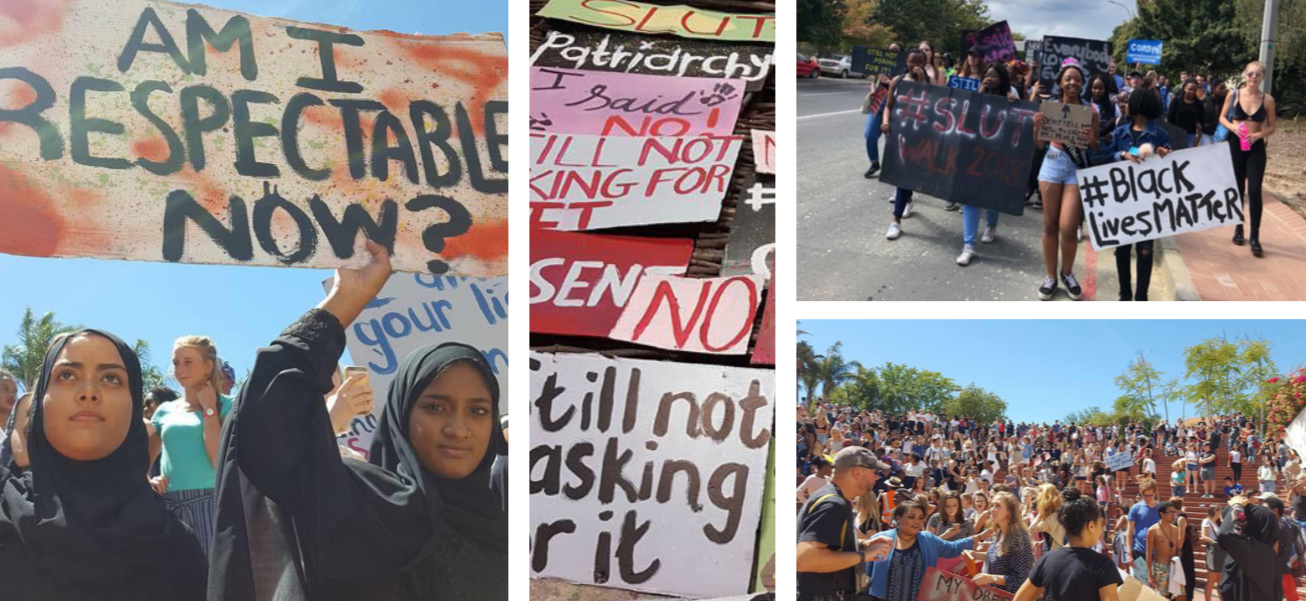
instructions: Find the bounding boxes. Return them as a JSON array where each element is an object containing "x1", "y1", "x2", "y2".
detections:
[{"x1": 0, "y1": 163, "x2": 63, "y2": 256}]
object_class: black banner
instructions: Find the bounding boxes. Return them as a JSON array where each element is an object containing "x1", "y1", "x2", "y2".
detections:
[
  {"x1": 964, "y1": 21, "x2": 1017, "y2": 64},
  {"x1": 1025, "y1": 40, "x2": 1043, "y2": 66},
  {"x1": 853, "y1": 46, "x2": 904, "y2": 79},
  {"x1": 880, "y1": 82, "x2": 1039, "y2": 216},
  {"x1": 530, "y1": 25, "x2": 774, "y2": 91},
  {"x1": 1038, "y1": 36, "x2": 1113, "y2": 88}
]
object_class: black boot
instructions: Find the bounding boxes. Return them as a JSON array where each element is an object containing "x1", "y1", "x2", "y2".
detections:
[
  {"x1": 1250, "y1": 236, "x2": 1263, "y2": 257},
  {"x1": 864, "y1": 162, "x2": 880, "y2": 178},
  {"x1": 1232, "y1": 224, "x2": 1245, "y2": 246}
]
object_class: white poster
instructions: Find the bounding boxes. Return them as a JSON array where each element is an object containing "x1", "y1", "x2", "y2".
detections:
[
  {"x1": 1105, "y1": 450, "x2": 1133, "y2": 472},
  {"x1": 1286, "y1": 407, "x2": 1306, "y2": 459},
  {"x1": 530, "y1": 132, "x2": 743, "y2": 231},
  {"x1": 529, "y1": 352, "x2": 774, "y2": 598},
  {"x1": 1076, "y1": 143, "x2": 1243, "y2": 250},
  {"x1": 326, "y1": 273, "x2": 508, "y2": 456}
]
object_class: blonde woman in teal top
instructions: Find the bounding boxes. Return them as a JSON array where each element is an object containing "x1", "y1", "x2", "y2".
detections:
[{"x1": 144, "y1": 335, "x2": 230, "y2": 554}]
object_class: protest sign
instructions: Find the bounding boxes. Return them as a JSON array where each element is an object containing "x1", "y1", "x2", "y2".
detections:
[
  {"x1": 330, "y1": 273, "x2": 508, "y2": 455},
  {"x1": 752, "y1": 274, "x2": 775, "y2": 365},
  {"x1": 530, "y1": 67, "x2": 745, "y2": 137},
  {"x1": 881, "y1": 82, "x2": 1039, "y2": 216},
  {"x1": 608, "y1": 273, "x2": 765, "y2": 355},
  {"x1": 1025, "y1": 40, "x2": 1043, "y2": 65},
  {"x1": 1285, "y1": 406, "x2": 1306, "y2": 458},
  {"x1": 1106, "y1": 450, "x2": 1134, "y2": 472},
  {"x1": 916, "y1": 567, "x2": 1014, "y2": 601},
  {"x1": 0, "y1": 0, "x2": 508, "y2": 275},
  {"x1": 1038, "y1": 37, "x2": 1113, "y2": 88},
  {"x1": 536, "y1": 0, "x2": 775, "y2": 43},
  {"x1": 1128, "y1": 40, "x2": 1163, "y2": 65},
  {"x1": 866, "y1": 83, "x2": 891, "y2": 117},
  {"x1": 1161, "y1": 122, "x2": 1190, "y2": 151},
  {"x1": 530, "y1": 132, "x2": 744, "y2": 230},
  {"x1": 1039, "y1": 101, "x2": 1093, "y2": 147},
  {"x1": 1076, "y1": 143, "x2": 1243, "y2": 250},
  {"x1": 964, "y1": 21, "x2": 1018, "y2": 64},
  {"x1": 751, "y1": 130, "x2": 776, "y2": 174},
  {"x1": 948, "y1": 76, "x2": 981, "y2": 92},
  {"x1": 530, "y1": 229, "x2": 693, "y2": 338},
  {"x1": 853, "y1": 47, "x2": 905, "y2": 78},
  {"x1": 529, "y1": 352, "x2": 774, "y2": 597},
  {"x1": 722, "y1": 172, "x2": 774, "y2": 279},
  {"x1": 530, "y1": 27, "x2": 774, "y2": 92}
]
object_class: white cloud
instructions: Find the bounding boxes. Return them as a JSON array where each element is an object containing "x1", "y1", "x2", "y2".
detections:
[{"x1": 986, "y1": 0, "x2": 1137, "y2": 42}]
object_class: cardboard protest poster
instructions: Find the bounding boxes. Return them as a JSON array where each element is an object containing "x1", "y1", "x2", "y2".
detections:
[
  {"x1": 530, "y1": 67, "x2": 745, "y2": 137},
  {"x1": 530, "y1": 228, "x2": 694, "y2": 338},
  {"x1": 0, "y1": 0, "x2": 508, "y2": 275},
  {"x1": 752, "y1": 274, "x2": 775, "y2": 365},
  {"x1": 916, "y1": 567, "x2": 1014, "y2": 601},
  {"x1": 1106, "y1": 450, "x2": 1134, "y2": 472},
  {"x1": 1162, "y1": 122, "x2": 1190, "y2": 151},
  {"x1": 529, "y1": 352, "x2": 775, "y2": 597},
  {"x1": 1025, "y1": 40, "x2": 1043, "y2": 65},
  {"x1": 1038, "y1": 36, "x2": 1113, "y2": 88},
  {"x1": 880, "y1": 82, "x2": 1039, "y2": 216},
  {"x1": 536, "y1": 0, "x2": 775, "y2": 43},
  {"x1": 330, "y1": 273, "x2": 508, "y2": 455},
  {"x1": 964, "y1": 21, "x2": 1018, "y2": 64},
  {"x1": 608, "y1": 273, "x2": 765, "y2": 355},
  {"x1": 1285, "y1": 406, "x2": 1306, "y2": 457},
  {"x1": 948, "y1": 76, "x2": 981, "y2": 92},
  {"x1": 722, "y1": 172, "x2": 775, "y2": 278},
  {"x1": 752, "y1": 442, "x2": 776, "y2": 593},
  {"x1": 751, "y1": 130, "x2": 776, "y2": 174},
  {"x1": 853, "y1": 47, "x2": 905, "y2": 78},
  {"x1": 1076, "y1": 143, "x2": 1243, "y2": 250},
  {"x1": 530, "y1": 27, "x2": 774, "y2": 92},
  {"x1": 530, "y1": 132, "x2": 744, "y2": 230},
  {"x1": 866, "y1": 83, "x2": 891, "y2": 117},
  {"x1": 1039, "y1": 101, "x2": 1093, "y2": 147}
]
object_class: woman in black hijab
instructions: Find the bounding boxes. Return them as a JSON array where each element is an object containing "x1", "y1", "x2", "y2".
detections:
[
  {"x1": 209, "y1": 242, "x2": 508, "y2": 601},
  {"x1": 1218, "y1": 496, "x2": 1282, "y2": 601},
  {"x1": 0, "y1": 329, "x2": 207, "y2": 601}
]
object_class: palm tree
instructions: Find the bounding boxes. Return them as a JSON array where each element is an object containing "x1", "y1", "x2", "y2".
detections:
[
  {"x1": 797, "y1": 340, "x2": 820, "y2": 402},
  {"x1": 814, "y1": 341, "x2": 862, "y2": 400},
  {"x1": 1, "y1": 308, "x2": 82, "y2": 389}
]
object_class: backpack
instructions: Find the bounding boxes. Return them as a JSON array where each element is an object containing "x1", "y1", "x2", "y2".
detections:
[{"x1": 1214, "y1": 88, "x2": 1239, "y2": 143}]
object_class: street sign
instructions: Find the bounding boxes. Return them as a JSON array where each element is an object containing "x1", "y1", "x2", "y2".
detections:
[{"x1": 1127, "y1": 39, "x2": 1163, "y2": 65}]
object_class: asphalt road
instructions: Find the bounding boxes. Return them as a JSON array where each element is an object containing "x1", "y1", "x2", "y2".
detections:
[{"x1": 796, "y1": 76, "x2": 1161, "y2": 301}]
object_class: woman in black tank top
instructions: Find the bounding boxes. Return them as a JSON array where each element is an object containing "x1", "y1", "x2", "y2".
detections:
[{"x1": 1218, "y1": 61, "x2": 1278, "y2": 257}]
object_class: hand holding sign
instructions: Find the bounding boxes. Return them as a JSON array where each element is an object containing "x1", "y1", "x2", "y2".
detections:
[{"x1": 1039, "y1": 101, "x2": 1093, "y2": 147}]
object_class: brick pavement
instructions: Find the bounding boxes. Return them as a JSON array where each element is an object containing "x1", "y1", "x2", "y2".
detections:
[{"x1": 1172, "y1": 192, "x2": 1306, "y2": 301}]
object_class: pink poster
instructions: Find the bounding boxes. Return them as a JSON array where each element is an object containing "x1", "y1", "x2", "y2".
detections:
[{"x1": 530, "y1": 66, "x2": 745, "y2": 137}]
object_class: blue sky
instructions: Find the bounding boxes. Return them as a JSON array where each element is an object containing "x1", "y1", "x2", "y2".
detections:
[
  {"x1": 0, "y1": 0, "x2": 506, "y2": 389},
  {"x1": 798, "y1": 320, "x2": 1306, "y2": 424}
]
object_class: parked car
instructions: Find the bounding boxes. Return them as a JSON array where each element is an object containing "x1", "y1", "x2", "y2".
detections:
[
  {"x1": 818, "y1": 54, "x2": 858, "y2": 79},
  {"x1": 797, "y1": 53, "x2": 820, "y2": 78}
]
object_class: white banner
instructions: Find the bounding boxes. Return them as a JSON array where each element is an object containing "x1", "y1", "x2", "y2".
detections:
[
  {"x1": 529, "y1": 133, "x2": 743, "y2": 231},
  {"x1": 1286, "y1": 407, "x2": 1306, "y2": 459},
  {"x1": 1105, "y1": 450, "x2": 1133, "y2": 472},
  {"x1": 1077, "y1": 143, "x2": 1243, "y2": 250},
  {"x1": 327, "y1": 273, "x2": 508, "y2": 456},
  {"x1": 529, "y1": 352, "x2": 774, "y2": 598}
]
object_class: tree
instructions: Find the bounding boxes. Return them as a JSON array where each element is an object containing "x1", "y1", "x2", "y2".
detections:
[
  {"x1": 1117, "y1": 0, "x2": 1248, "y2": 79},
  {"x1": 828, "y1": 366, "x2": 880, "y2": 410},
  {"x1": 842, "y1": 0, "x2": 894, "y2": 50},
  {"x1": 1238, "y1": 337, "x2": 1278, "y2": 436},
  {"x1": 134, "y1": 339, "x2": 174, "y2": 393},
  {"x1": 1115, "y1": 351, "x2": 1180, "y2": 422},
  {"x1": 1182, "y1": 337, "x2": 1246, "y2": 418},
  {"x1": 1, "y1": 308, "x2": 82, "y2": 389},
  {"x1": 1236, "y1": 0, "x2": 1306, "y2": 116},
  {"x1": 797, "y1": 324, "x2": 820, "y2": 402},
  {"x1": 875, "y1": 362, "x2": 960, "y2": 414},
  {"x1": 814, "y1": 342, "x2": 863, "y2": 399},
  {"x1": 872, "y1": 0, "x2": 990, "y2": 55},
  {"x1": 799, "y1": 0, "x2": 846, "y2": 50},
  {"x1": 943, "y1": 384, "x2": 1007, "y2": 424},
  {"x1": 1113, "y1": 393, "x2": 1157, "y2": 423}
]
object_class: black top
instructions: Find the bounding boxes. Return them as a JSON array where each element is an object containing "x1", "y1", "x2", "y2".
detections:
[
  {"x1": 1230, "y1": 94, "x2": 1267, "y2": 122},
  {"x1": 1293, "y1": 490, "x2": 1306, "y2": 521},
  {"x1": 797, "y1": 481, "x2": 858, "y2": 596},
  {"x1": 1029, "y1": 546, "x2": 1123, "y2": 601},
  {"x1": 1169, "y1": 98, "x2": 1205, "y2": 135}
]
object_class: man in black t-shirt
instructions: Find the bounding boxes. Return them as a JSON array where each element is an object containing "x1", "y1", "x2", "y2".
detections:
[{"x1": 797, "y1": 447, "x2": 893, "y2": 600}]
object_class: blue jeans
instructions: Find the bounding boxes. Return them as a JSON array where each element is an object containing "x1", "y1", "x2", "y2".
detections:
[
  {"x1": 963, "y1": 205, "x2": 999, "y2": 246},
  {"x1": 894, "y1": 188, "x2": 913, "y2": 219},
  {"x1": 866, "y1": 108, "x2": 884, "y2": 164}
]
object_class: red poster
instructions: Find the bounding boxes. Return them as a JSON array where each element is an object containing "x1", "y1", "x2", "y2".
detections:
[
  {"x1": 752, "y1": 274, "x2": 775, "y2": 365},
  {"x1": 530, "y1": 229, "x2": 694, "y2": 338},
  {"x1": 916, "y1": 567, "x2": 1013, "y2": 601}
]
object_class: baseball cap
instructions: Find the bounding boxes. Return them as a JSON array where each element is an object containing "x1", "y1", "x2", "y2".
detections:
[
  {"x1": 220, "y1": 361, "x2": 236, "y2": 382},
  {"x1": 835, "y1": 446, "x2": 891, "y2": 472}
]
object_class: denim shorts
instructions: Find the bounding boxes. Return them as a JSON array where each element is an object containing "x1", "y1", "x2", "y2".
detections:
[{"x1": 1038, "y1": 146, "x2": 1080, "y2": 185}]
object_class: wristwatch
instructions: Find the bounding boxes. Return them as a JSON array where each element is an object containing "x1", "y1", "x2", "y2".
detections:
[{"x1": 204, "y1": 407, "x2": 217, "y2": 417}]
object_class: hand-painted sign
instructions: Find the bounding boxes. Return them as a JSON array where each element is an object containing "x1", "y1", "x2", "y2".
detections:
[
  {"x1": 1127, "y1": 40, "x2": 1163, "y2": 65},
  {"x1": 1039, "y1": 101, "x2": 1094, "y2": 147},
  {"x1": 751, "y1": 130, "x2": 775, "y2": 174},
  {"x1": 530, "y1": 228, "x2": 693, "y2": 338},
  {"x1": 948, "y1": 76, "x2": 981, "y2": 92},
  {"x1": 608, "y1": 273, "x2": 764, "y2": 355},
  {"x1": 1024, "y1": 40, "x2": 1043, "y2": 66},
  {"x1": 1038, "y1": 36, "x2": 1113, "y2": 89},
  {"x1": 913, "y1": 567, "x2": 1014, "y2": 601},
  {"x1": 530, "y1": 67, "x2": 745, "y2": 137},
  {"x1": 536, "y1": 0, "x2": 775, "y2": 43},
  {"x1": 1076, "y1": 144, "x2": 1243, "y2": 250},
  {"x1": 881, "y1": 82, "x2": 1038, "y2": 216},
  {"x1": 964, "y1": 21, "x2": 1018, "y2": 64},
  {"x1": 530, "y1": 28, "x2": 774, "y2": 92},
  {"x1": 866, "y1": 83, "x2": 891, "y2": 116},
  {"x1": 530, "y1": 132, "x2": 743, "y2": 230},
  {"x1": 752, "y1": 274, "x2": 775, "y2": 365},
  {"x1": 1105, "y1": 450, "x2": 1134, "y2": 472},
  {"x1": 331, "y1": 273, "x2": 508, "y2": 455},
  {"x1": 0, "y1": 0, "x2": 508, "y2": 275},
  {"x1": 722, "y1": 172, "x2": 774, "y2": 279},
  {"x1": 529, "y1": 352, "x2": 775, "y2": 597},
  {"x1": 852, "y1": 47, "x2": 905, "y2": 78}
]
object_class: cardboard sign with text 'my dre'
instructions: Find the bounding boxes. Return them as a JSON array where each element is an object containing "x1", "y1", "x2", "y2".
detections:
[{"x1": 0, "y1": 0, "x2": 508, "y2": 276}]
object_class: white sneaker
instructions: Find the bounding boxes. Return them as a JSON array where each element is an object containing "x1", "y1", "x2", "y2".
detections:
[
  {"x1": 957, "y1": 245, "x2": 976, "y2": 266},
  {"x1": 981, "y1": 225, "x2": 996, "y2": 244},
  {"x1": 1077, "y1": 227, "x2": 1084, "y2": 243},
  {"x1": 886, "y1": 222, "x2": 901, "y2": 240},
  {"x1": 903, "y1": 201, "x2": 914, "y2": 218}
]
